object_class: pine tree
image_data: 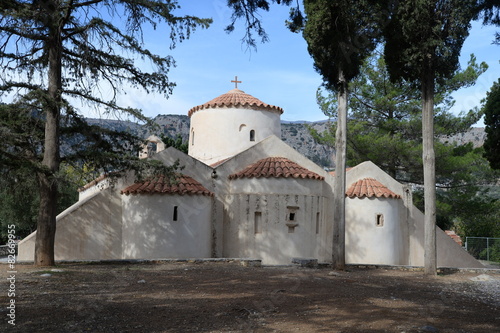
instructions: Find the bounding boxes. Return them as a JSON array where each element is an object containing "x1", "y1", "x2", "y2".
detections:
[
  {"x1": 0, "y1": 1, "x2": 211, "y2": 266},
  {"x1": 384, "y1": 0, "x2": 479, "y2": 275},
  {"x1": 314, "y1": 53, "x2": 487, "y2": 182},
  {"x1": 312, "y1": 53, "x2": 497, "y2": 232},
  {"x1": 291, "y1": 0, "x2": 385, "y2": 270}
]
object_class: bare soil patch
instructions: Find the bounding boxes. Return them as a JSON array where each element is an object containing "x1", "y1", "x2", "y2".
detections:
[{"x1": 1, "y1": 262, "x2": 499, "y2": 332}]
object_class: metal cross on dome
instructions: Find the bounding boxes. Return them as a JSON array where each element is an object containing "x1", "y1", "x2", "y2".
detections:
[{"x1": 231, "y1": 76, "x2": 242, "y2": 89}]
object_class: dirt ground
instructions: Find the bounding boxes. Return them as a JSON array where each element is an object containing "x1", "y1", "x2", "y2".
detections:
[{"x1": 1, "y1": 261, "x2": 499, "y2": 333}]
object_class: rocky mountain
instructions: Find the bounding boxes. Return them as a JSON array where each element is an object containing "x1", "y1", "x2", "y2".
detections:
[
  {"x1": 280, "y1": 121, "x2": 336, "y2": 167},
  {"x1": 86, "y1": 114, "x2": 486, "y2": 169},
  {"x1": 140, "y1": 115, "x2": 336, "y2": 167},
  {"x1": 440, "y1": 127, "x2": 486, "y2": 148}
]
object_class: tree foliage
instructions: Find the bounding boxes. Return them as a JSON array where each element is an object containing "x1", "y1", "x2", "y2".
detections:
[
  {"x1": 225, "y1": 0, "x2": 296, "y2": 47},
  {"x1": 314, "y1": 53, "x2": 488, "y2": 182},
  {"x1": 483, "y1": 79, "x2": 500, "y2": 169},
  {"x1": 0, "y1": 164, "x2": 80, "y2": 244},
  {"x1": 297, "y1": 0, "x2": 385, "y2": 92},
  {"x1": 383, "y1": 0, "x2": 480, "y2": 275},
  {"x1": 477, "y1": 0, "x2": 500, "y2": 44},
  {"x1": 159, "y1": 134, "x2": 188, "y2": 154}
]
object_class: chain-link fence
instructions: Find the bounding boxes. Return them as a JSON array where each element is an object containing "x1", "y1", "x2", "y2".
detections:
[{"x1": 465, "y1": 237, "x2": 500, "y2": 263}]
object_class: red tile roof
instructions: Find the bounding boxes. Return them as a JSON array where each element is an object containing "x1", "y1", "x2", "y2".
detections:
[
  {"x1": 188, "y1": 89, "x2": 284, "y2": 117},
  {"x1": 121, "y1": 174, "x2": 213, "y2": 196},
  {"x1": 229, "y1": 157, "x2": 324, "y2": 180},
  {"x1": 346, "y1": 178, "x2": 401, "y2": 199},
  {"x1": 445, "y1": 230, "x2": 463, "y2": 246}
]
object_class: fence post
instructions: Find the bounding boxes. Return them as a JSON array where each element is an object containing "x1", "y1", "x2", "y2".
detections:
[{"x1": 487, "y1": 237, "x2": 490, "y2": 262}]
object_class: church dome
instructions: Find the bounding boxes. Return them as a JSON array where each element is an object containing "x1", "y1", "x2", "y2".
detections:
[
  {"x1": 188, "y1": 89, "x2": 283, "y2": 117},
  {"x1": 187, "y1": 84, "x2": 283, "y2": 165}
]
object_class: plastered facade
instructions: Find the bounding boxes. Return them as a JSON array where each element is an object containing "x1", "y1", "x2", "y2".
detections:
[{"x1": 189, "y1": 107, "x2": 281, "y2": 165}]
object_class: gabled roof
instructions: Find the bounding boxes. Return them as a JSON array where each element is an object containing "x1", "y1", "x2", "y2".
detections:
[
  {"x1": 121, "y1": 174, "x2": 213, "y2": 196},
  {"x1": 210, "y1": 157, "x2": 231, "y2": 168},
  {"x1": 346, "y1": 178, "x2": 401, "y2": 199},
  {"x1": 229, "y1": 157, "x2": 324, "y2": 180},
  {"x1": 188, "y1": 89, "x2": 283, "y2": 117},
  {"x1": 328, "y1": 168, "x2": 353, "y2": 176}
]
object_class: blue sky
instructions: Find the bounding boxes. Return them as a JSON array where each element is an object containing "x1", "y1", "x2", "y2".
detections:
[{"x1": 111, "y1": 1, "x2": 499, "y2": 126}]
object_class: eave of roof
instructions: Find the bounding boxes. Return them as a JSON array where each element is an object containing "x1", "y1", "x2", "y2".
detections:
[
  {"x1": 229, "y1": 157, "x2": 324, "y2": 180},
  {"x1": 121, "y1": 174, "x2": 213, "y2": 196},
  {"x1": 188, "y1": 89, "x2": 283, "y2": 117}
]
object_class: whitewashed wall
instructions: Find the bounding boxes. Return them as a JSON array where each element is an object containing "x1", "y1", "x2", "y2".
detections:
[
  {"x1": 224, "y1": 177, "x2": 326, "y2": 265},
  {"x1": 408, "y1": 206, "x2": 484, "y2": 268},
  {"x1": 18, "y1": 188, "x2": 123, "y2": 261},
  {"x1": 189, "y1": 107, "x2": 281, "y2": 165},
  {"x1": 345, "y1": 197, "x2": 406, "y2": 265},
  {"x1": 121, "y1": 194, "x2": 212, "y2": 259}
]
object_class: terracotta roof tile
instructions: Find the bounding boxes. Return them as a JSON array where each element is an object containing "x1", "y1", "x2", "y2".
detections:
[
  {"x1": 229, "y1": 157, "x2": 324, "y2": 180},
  {"x1": 346, "y1": 178, "x2": 401, "y2": 199},
  {"x1": 121, "y1": 174, "x2": 213, "y2": 196},
  {"x1": 188, "y1": 89, "x2": 283, "y2": 117},
  {"x1": 445, "y1": 230, "x2": 463, "y2": 246}
]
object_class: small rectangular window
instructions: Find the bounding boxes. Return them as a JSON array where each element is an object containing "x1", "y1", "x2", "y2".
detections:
[
  {"x1": 376, "y1": 214, "x2": 384, "y2": 227},
  {"x1": 173, "y1": 206, "x2": 178, "y2": 221},
  {"x1": 315, "y1": 212, "x2": 320, "y2": 234},
  {"x1": 254, "y1": 212, "x2": 262, "y2": 234},
  {"x1": 287, "y1": 206, "x2": 299, "y2": 221},
  {"x1": 286, "y1": 206, "x2": 299, "y2": 233}
]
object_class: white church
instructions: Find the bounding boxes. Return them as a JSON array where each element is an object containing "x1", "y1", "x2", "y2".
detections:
[{"x1": 18, "y1": 84, "x2": 483, "y2": 268}]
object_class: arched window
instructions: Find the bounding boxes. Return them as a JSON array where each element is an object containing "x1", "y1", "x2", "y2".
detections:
[
  {"x1": 191, "y1": 129, "x2": 195, "y2": 145},
  {"x1": 250, "y1": 129, "x2": 255, "y2": 142}
]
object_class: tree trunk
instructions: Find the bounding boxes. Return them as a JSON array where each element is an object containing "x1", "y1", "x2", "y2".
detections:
[
  {"x1": 35, "y1": 4, "x2": 62, "y2": 266},
  {"x1": 35, "y1": 172, "x2": 58, "y2": 266},
  {"x1": 332, "y1": 72, "x2": 348, "y2": 270},
  {"x1": 422, "y1": 64, "x2": 437, "y2": 276}
]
